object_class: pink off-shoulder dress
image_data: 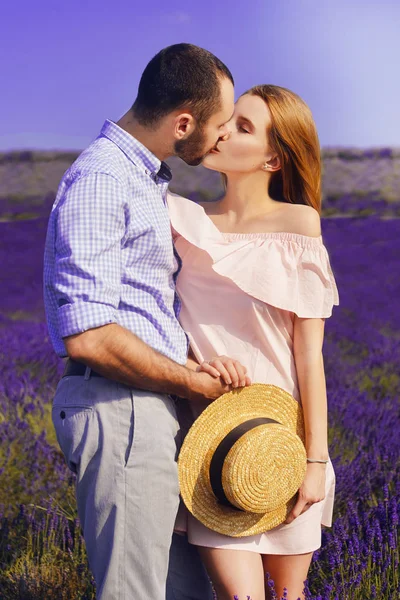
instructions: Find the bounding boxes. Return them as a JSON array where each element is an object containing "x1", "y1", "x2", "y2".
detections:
[{"x1": 167, "y1": 192, "x2": 340, "y2": 555}]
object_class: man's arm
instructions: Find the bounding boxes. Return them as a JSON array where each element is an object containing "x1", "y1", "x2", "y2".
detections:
[{"x1": 65, "y1": 323, "x2": 230, "y2": 401}]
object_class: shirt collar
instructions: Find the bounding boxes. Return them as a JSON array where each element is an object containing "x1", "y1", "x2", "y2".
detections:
[{"x1": 100, "y1": 119, "x2": 172, "y2": 183}]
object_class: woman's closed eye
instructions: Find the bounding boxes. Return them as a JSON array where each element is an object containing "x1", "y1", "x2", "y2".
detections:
[{"x1": 238, "y1": 125, "x2": 250, "y2": 133}]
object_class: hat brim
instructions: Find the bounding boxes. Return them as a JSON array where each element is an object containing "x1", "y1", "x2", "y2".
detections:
[{"x1": 178, "y1": 384, "x2": 306, "y2": 537}]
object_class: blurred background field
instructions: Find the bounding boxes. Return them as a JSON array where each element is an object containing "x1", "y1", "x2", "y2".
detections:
[{"x1": 1, "y1": 149, "x2": 400, "y2": 221}]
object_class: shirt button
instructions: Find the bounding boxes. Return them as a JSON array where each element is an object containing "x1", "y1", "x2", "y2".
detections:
[{"x1": 60, "y1": 410, "x2": 66, "y2": 419}]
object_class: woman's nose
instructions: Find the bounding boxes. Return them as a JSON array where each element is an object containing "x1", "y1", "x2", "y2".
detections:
[{"x1": 220, "y1": 130, "x2": 231, "y2": 142}]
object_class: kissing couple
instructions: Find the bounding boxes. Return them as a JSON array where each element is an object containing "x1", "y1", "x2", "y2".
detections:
[{"x1": 45, "y1": 43, "x2": 338, "y2": 600}]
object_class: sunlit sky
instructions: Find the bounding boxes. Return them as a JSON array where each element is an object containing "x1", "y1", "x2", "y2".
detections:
[{"x1": 1, "y1": 0, "x2": 399, "y2": 150}]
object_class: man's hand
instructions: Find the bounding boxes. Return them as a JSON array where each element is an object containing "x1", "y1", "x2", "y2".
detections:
[{"x1": 187, "y1": 370, "x2": 232, "y2": 402}]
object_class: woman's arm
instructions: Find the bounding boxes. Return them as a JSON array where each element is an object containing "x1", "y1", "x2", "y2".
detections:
[
  {"x1": 293, "y1": 316, "x2": 329, "y2": 461},
  {"x1": 285, "y1": 315, "x2": 328, "y2": 523}
]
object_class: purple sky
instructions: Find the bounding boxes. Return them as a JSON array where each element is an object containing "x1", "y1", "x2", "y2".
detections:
[{"x1": 1, "y1": 0, "x2": 399, "y2": 150}]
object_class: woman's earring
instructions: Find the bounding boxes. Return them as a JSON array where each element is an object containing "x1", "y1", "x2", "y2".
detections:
[{"x1": 263, "y1": 164, "x2": 269, "y2": 171}]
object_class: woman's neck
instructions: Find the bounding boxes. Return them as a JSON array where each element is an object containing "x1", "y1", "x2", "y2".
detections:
[{"x1": 219, "y1": 172, "x2": 279, "y2": 223}]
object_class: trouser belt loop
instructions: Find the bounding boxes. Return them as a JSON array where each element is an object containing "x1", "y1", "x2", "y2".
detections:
[{"x1": 84, "y1": 366, "x2": 92, "y2": 380}]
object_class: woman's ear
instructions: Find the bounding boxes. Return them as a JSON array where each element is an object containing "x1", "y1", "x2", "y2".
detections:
[
  {"x1": 174, "y1": 113, "x2": 195, "y2": 140},
  {"x1": 263, "y1": 154, "x2": 281, "y2": 172}
]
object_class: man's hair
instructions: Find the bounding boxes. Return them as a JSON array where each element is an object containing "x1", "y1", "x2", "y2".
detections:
[{"x1": 132, "y1": 43, "x2": 234, "y2": 127}]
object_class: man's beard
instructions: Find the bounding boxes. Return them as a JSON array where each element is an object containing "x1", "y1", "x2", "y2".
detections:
[{"x1": 174, "y1": 126, "x2": 214, "y2": 166}]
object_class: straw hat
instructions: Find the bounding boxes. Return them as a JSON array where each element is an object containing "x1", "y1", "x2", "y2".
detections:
[{"x1": 178, "y1": 384, "x2": 307, "y2": 537}]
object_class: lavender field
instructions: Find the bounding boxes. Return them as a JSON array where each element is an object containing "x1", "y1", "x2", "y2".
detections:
[{"x1": 0, "y1": 190, "x2": 399, "y2": 598}]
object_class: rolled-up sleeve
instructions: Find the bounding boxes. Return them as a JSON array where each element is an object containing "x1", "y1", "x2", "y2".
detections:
[{"x1": 54, "y1": 172, "x2": 126, "y2": 338}]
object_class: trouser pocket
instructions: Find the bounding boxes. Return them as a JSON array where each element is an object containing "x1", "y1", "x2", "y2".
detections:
[
  {"x1": 52, "y1": 403, "x2": 95, "y2": 474},
  {"x1": 52, "y1": 376, "x2": 98, "y2": 475}
]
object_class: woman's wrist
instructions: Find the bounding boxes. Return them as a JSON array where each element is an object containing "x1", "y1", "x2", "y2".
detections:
[{"x1": 305, "y1": 441, "x2": 329, "y2": 462}]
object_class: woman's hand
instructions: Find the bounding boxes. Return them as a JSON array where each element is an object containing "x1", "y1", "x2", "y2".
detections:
[
  {"x1": 197, "y1": 355, "x2": 252, "y2": 388},
  {"x1": 284, "y1": 463, "x2": 326, "y2": 524}
]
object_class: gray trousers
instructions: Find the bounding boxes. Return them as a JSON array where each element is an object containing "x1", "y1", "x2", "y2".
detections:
[{"x1": 52, "y1": 373, "x2": 213, "y2": 600}]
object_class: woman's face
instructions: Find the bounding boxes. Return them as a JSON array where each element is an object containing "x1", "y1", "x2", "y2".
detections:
[{"x1": 202, "y1": 93, "x2": 274, "y2": 174}]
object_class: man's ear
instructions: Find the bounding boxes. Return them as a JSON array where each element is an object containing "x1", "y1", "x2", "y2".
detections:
[
  {"x1": 174, "y1": 113, "x2": 196, "y2": 140},
  {"x1": 264, "y1": 154, "x2": 281, "y2": 172}
]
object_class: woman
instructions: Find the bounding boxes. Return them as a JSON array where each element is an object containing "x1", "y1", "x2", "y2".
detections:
[{"x1": 167, "y1": 85, "x2": 339, "y2": 600}]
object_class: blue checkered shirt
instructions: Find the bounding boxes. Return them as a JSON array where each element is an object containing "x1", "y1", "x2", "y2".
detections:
[{"x1": 43, "y1": 119, "x2": 189, "y2": 364}]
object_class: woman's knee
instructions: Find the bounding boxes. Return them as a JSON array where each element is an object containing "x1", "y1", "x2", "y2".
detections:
[{"x1": 213, "y1": 581, "x2": 265, "y2": 600}]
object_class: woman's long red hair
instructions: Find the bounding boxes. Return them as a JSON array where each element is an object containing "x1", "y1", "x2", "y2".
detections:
[{"x1": 245, "y1": 85, "x2": 322, "y2": 213}]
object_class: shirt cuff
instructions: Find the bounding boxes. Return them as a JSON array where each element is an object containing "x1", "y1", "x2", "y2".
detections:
[{"x1": 58, "y1": 300, "x2": 117, "y2": 338}]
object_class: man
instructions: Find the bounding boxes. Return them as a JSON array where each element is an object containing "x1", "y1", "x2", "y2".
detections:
[{"x1": 44, "y1": 44, "x2": 236, "y2": 599}]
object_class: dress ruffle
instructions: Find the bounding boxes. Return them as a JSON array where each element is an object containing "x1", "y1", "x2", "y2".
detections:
[{"x1": 167, "y1": 193, "x2": 339, "y2": 318}]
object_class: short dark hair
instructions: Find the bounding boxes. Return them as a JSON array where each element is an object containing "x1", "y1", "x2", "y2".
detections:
[{"x1": 132, "y1": 43, "x2": 234, "y2": 127}]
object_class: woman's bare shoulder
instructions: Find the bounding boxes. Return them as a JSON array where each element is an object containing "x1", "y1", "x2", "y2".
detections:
[{"x1": 278, "y1": 203, "x2": 321, "y2": 237}]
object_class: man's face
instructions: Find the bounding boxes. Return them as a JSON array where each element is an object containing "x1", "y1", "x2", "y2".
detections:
[{"x1": 175, "y1": 77, "x2": 235, "y2": 166}]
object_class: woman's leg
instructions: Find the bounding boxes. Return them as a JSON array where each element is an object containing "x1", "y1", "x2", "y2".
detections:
[
  {"x1": 198, "y1": 546, "x2": 265, "y2": 600},
  {"x1": 262, "y1": 553, "x2": 313, "y2": 600}
]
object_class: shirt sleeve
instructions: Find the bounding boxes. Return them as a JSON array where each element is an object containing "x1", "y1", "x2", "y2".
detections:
[{"x1": 54, "y1": 172, "x2": 126, "y2": 338}]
